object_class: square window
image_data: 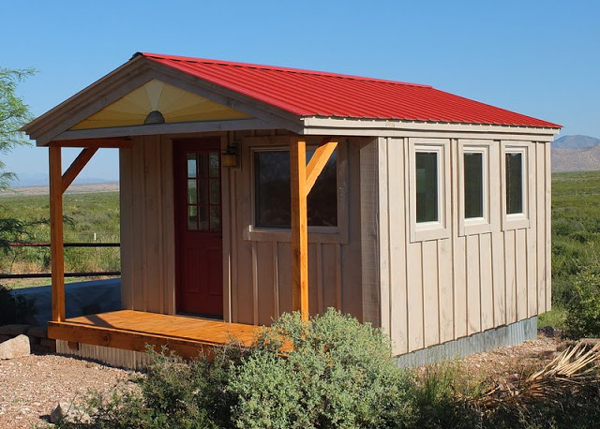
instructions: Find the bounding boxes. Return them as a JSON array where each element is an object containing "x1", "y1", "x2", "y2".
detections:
[
  {"x1": 464, "y1": 153, "x2": 484, "y2": 219},
  {"x1": 502, "y1": 143, "x2": 530, "y2": 230},
  {"x1": 416, "y1": 152, "x2": 438, "y2": 223},
  {"x1": 506, "y1": 153, "x2": 523, "y2": 215},
  {"x1": 254, "y1": 149, "x2": 337, "y2": 228},
  {"x1": 409, "y1": 139, "x2": 450, "y2": 242}
]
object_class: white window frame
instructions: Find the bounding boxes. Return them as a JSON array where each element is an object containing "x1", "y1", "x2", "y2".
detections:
[
  {"x1": 458, "y1": 140, "x2": 498, "y2": 236},
  {"x1": 409, "y1": 138, "x2": 451, "y2": 242},
  {"x1": 501, "y1": 142, "x2": 531, "y2": 230},
  {"x1": 243, "y1": 139, "x2": 348, "y2": 244}
]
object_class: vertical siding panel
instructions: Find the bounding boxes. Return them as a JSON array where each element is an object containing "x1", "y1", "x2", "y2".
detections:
[
  {"x1": 466, "y1": 234, "x2": 481, "y2": 334},
  {"x1": 422, "y1": 240, "x2": 439, "y2": 347},
  {"x1": 515, "y1": 229, "x2": 528, "y2": 320},
  {"x1": 342, "y1": 139, "x2": 364, "y2": 320},
  {"x1": 505, "y1": 230, "x2": 517, "y2": 323},
  {"x1": 360, "y1": 140, "x2": 380, "y2": 326},
  {"x1": 272, "y1": 241, "x2": 280, "y2": 318},
  {"x1": 407, "y1": 243, "x2": 424, "y2": 351},
  {"x1": 438, "y1": 238, "x2": 454, "y2": 343},
  {"x1": 527, "y1": 145, "x2": 539, "y2": 318},
  {"x1": 220, "y1": 136, "x2": 232, "y2": 322},
  {"x1": 119, "y1": 147, "x2": 134, "y2": 310},
  {"x1": 131, "y1": 140, "x2": 146, "y2": 311},
  {"x1": 236, "y1": 241, "x2": 254, "y2": 324},
  {"x1": 491, "y1": 231, "x2": 506, "y2": 327},
  {"x1": 335, "y1": 243, "x2": 342, "y2": 311},
  {"x1": 256, "y1": 241, "x2": 275, "y2": 325},
  {"x1": 278, "y1": 242, "x2": 293, "y2": 316},
  {"x1": 160, "y1": 138, "x2": 176, "y2": 315},
  {"x1": 321, "y1": 244, "x2": 339, "y2": 311},
  {"x1": 251, "y1": 241, "x2": 259, "y2": 324},
  {"x1": 308, "y1": 242, "x2": 319, "y2": 316},
  {"x1": 316, "y1": 243, "x2": 324, "y2": 314},
  {"x1": 536, "y1": 143, "x2": 547, "y2": 314},
  {"x1": 378, "y1": 138, "x2": 391, "y2": 334},
  {"x1": 545, "y1": 143, "x2": 552, "y2": 311},
  {"x1": 390, "y1": 138, "x2": 408, "y2": 354},
  {"x1": 479, "y1": 233, "x2": 494, "y2": 330},
  {"x1": 454, "y1": 236, "x2": 467, "y2": 338},
  {"x1": 143, "y1": 137, "x2": 162, "y2": 313}
]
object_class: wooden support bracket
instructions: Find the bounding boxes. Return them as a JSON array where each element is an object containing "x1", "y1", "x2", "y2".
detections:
[
  {"x1": 49, "y1": 145, "x2": 99, "y2": 322},
  {"x1": 62, "y1": 147, "x2": 98, "y2": 193},
  {"x1": 49, "y1": 146, "x2": 65, "y2": 322},
  {"x1": 290, "y1": 136, "x2": 338, "y2": 321}
]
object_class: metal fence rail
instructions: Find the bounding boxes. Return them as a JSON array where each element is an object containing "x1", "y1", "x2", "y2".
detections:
[{"x1": 0, "y1": 242, "x2": 120, "y2": 280}]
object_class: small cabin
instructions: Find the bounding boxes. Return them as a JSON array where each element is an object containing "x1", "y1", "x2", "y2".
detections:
[{"x1": 22, "y1": 53, "x2": 560, "y2": 366}]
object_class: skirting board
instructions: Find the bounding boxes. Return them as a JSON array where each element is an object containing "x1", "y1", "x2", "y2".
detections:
[
  {"x1": 56, "y1": 340, "x2": 152, "y2": 370},
  {"x1": 395, "y1": 317, "x2": 538, "y2": 367}
]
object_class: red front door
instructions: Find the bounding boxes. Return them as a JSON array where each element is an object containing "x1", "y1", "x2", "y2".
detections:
[{"x1": 174, "y1": 138, "x2": 223, "y2": 318}]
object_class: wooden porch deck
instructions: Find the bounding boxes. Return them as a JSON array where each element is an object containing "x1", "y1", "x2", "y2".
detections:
[{"x1": 48, "y1": 310, "x2": 261, "y2": 360}]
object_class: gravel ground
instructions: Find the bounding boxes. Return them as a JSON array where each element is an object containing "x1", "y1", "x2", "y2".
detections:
[
  {"x1": 0, "y1": 354, "x2": 134, "y2": 429},
  {"x1": 0, "y1": 334, "x2": 561, "y2": 428}
]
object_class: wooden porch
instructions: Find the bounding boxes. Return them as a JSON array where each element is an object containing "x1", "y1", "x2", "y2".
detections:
[{"x1": 48, "y1": 310, "x2": 261, "y2": 360}]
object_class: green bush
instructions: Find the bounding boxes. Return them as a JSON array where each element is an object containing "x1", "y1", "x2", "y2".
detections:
[
  {"x1": 564, "y1": 265, "x2": 600, "y2": 339},
  {"x1": 0, "y1": 284, "x2": 35, "y2": 325},
  {"x1": 230, "y1": 309, "x2": 415, "y2": 429}
]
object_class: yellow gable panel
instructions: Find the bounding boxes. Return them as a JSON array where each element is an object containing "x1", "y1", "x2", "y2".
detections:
[{"x1": 71, "y1": 80, "x2": 251, "y2": 130}]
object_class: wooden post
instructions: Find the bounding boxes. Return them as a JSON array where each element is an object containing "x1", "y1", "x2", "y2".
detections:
[
  {"x1": 290, "y1": 137, "x2": 338, "y2": 322},
  {"x1": 290, "y1": 136, "x2": 309, "y2": 321},
  {"x1": 49, "y1": 146, "x2": 65, "y2": 322}
]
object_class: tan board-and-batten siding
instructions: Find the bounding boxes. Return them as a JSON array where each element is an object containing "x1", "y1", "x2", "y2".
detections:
[
  {"x1": 376, "y1": 137, "x2": 551, "y2": 356},
  {"x1": 119, "y1": 131, "x2": 551, "y2": 358}
]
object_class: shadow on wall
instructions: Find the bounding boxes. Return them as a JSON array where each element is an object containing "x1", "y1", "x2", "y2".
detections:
[{"x1": 10, "y1": 279, "x2": 121, "y2": 325}]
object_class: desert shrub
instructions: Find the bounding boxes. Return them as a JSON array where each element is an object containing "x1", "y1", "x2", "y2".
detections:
[
  {"x1": 564, "y1": 265, "x2": 600, "y2": 339},
  {"x1": 230, "y1": 309, "x2": 415, "y2": 429},
  {"x1": 0, "y1": 284, "x2": 35, "y2": 325},
  {"x1": 55, "y1": 345, "x2": 242, "y2": 429},
  {"x1": 408, "y1": 363, "x2": 481, "y2": 429}
]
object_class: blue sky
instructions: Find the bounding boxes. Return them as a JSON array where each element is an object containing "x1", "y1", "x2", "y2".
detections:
[{"x1": 2, "y1": 0, "x2": 599, "y2": 182}]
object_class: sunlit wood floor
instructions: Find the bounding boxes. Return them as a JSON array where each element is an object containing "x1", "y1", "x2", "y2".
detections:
[{"x1": 48, "y1": 310, "x2": 261, "y2": 359}]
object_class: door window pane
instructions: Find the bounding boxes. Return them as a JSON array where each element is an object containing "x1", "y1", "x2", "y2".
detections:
[
  {"x1": 187, "y1": 206, "x2": 198, "y2": 230},
  {"x1": 198, "y1": 153, "x2": 207, "y2": 178},
  {"x1": 464, "y1": 153, "x2": 483, "y2": 218},
  {"x1": 416, "y1": 152, "x2": 438, "y2": 223},
  {"x1": 506, "y1": 153, "x2": 523, "y2": 214},
  {"x1": 254, "y1": 150, "x2": 337, "y2": 228},
  {"x1": 210, "y1": 207, "x2": 221, "y2": 232},
  {"x1": 187, "y1": 180, "x2": 197, "y2": 204},
  {"x1": 187, "y1": 154, "x2": 197, "y2": 178},
  {"x1": 209, "y1": 152, "x2": 219, "y2": 178},
  {"x1": 210, "y1": 179, "x2": 220, "y2": 205}
]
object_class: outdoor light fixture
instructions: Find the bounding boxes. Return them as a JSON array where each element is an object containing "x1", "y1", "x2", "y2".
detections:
[
  {"x1": 222, "y1": 141, "x2": 240, "y2": 168},
  {"x1": 144, "y1": 110, "x2": 165, "y2": 125}
]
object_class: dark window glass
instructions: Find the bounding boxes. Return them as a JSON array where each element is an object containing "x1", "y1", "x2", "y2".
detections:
[
  {"x1": 254, "y1": 150, "x2": 337, "y2": 228},
  {"x1": 464, "y1": 153, "x2": 484, "y2": 218},
  {"x1": 506, "y1": 153, "x2": 523, "y2": 214},
  {"x1": 416, "y1": 152, "x2": 438, "y2": 223}
]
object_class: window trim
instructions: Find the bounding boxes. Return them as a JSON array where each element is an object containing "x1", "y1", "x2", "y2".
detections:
[
  {"x1": 243, "y1": 138, "x2": 348, "y2": 244},
  {"x1": 458, "y1": 140, "x2": 498, "y2": 236},
  {"x1": 409, "y1": 138, "x2": 451, "y2": 242},
  {"x1": 501, "y1": 142, "x2": 531, "y2": 230}
]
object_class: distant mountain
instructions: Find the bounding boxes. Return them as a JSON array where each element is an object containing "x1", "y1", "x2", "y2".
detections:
[
  {"x1": 552, "y1": 135, "x2": 600, "y2": 150},
  {"x1": 552, "y1": 135, "x2": 600, "y2": 172},
  {"x1": 8, "y1": 173, "x2": 117, "y2": 188}
]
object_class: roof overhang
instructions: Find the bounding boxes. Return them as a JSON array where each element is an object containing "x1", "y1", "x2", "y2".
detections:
[{"x1": 301, "y1": 117, "x2": 560, "y2": 142}]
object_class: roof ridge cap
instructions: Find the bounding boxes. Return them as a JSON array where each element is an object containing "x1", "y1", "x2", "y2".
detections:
[{"x1": 138, "y1": 52, "x2": 431, "y2": 88}]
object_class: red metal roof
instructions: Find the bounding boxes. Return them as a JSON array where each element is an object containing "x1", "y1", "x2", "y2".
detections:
[{"x1": 140, "y1": 53, "x2": 560, "y2": 129}]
